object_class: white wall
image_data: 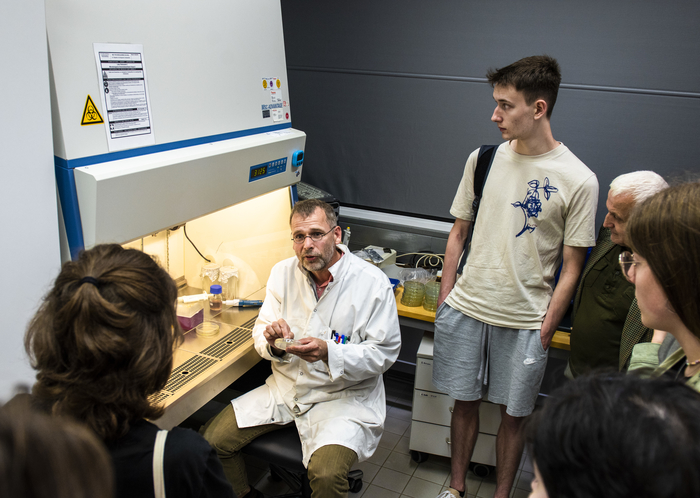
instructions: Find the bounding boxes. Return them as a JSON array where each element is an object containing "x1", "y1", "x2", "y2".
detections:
[{"x1": 0, "y1": 1, "x2": 61, "y2": 399}]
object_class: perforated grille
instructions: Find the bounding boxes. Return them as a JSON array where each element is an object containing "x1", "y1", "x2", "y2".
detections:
[
  {"x1": 163, "y1": 355, "x2": 218, "y2": 393},
  {"x1": 200, "y1": 315, "x2": 258, "y2": 359},
  {"x1": 239, "y1": 316, "x2": 258, "y2": 330},
  {"x1": 153, "y1": 315, "x2": 258, "y2": 400},
  {"x1": 149, "y1": 391, "x2": 172, "y2": 404}
]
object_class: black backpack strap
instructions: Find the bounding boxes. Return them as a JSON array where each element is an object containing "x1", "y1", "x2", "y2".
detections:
[{"x1": 456, "y1": 145, "x2": 498, "y2": 275}]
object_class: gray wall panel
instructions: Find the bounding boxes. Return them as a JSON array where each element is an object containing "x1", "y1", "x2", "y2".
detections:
[
  {"x1": 283, "y1": 1, "x2": 700, "y2": 92},
  {"x1": 282, "y1": 1, "x2": 700, "y2": 225}
]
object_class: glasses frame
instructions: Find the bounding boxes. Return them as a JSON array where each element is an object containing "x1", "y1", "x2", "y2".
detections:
[
  {"x1": 291, "y1": 226, "x2": 337, "y2": 244},
  {"x1": 619, "y1": 250, "x2": 640, "y2": 282}
]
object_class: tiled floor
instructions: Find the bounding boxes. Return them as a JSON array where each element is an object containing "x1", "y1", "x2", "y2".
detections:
[{"x1": 243, "y1": 374, "x2": 534, "y2": 498}]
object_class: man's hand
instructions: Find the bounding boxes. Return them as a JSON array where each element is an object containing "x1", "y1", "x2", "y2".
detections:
[
  {"x1": 539, "y1": 245, "x2": 588, "y2": 352},
  {"x1": 540, "y1": 325, "x2": 556, "y2": 351},
  {"x1": 286, "y1": 337, "x2": 329, "y2": 363},
  {"x1": 263, "y1": 319, "x2": 294, "y2": 355}
]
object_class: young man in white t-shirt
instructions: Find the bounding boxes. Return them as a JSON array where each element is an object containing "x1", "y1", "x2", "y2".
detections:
[{"x1": 433, "y1": 55, "x2": 598, "y2": 498}]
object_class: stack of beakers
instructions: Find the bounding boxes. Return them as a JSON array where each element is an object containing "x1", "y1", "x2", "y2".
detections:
[
  {"x1": 423, "y1": 281, "x2": 440, "y2": 311},
  {"x1": 401, "y1": 281, "x2": 425, "y2": 307}
]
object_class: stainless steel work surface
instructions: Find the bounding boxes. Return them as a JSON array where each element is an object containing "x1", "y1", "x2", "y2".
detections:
[{"x1": 154, "y1": 288, "x2": 265, "y2": 429}]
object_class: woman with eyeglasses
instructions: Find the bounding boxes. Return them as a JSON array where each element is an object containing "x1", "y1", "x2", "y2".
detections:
[{"x1": 621, "y1": 181, "x2": 700, "y2": 389}]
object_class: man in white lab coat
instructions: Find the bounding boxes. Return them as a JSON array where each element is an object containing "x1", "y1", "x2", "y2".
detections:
[{"x1": 203, "y1": 199, "x2": 401, "y2": 498}]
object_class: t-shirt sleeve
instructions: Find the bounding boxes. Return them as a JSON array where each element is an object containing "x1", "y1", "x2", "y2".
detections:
[
  {"x1": 563, "y1": 173, "x2": 599, "y2": 247},
  {"x1": 449, "y1": 148, "x2": 481, "y2": 221}
]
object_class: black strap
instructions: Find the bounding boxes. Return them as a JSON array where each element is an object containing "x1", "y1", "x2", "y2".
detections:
[{"x1": 456, "y1": 145, "x2": 498, "y2": 274}]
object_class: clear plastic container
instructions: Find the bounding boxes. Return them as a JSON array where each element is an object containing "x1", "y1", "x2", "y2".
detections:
[
  {"x1": 219, "y1": 266, "x2": 238, "y2": 301},
  {"x1": 200, "y1": 263, "x2": 220, "y2": 293},
  {"x1": 196, "y1": 321, "x2": 220, "y2": 338},
  {"x1": 274, "y1": 337, "x2": 301, "y2": 350},
  {"x1": 176, "y1": 301, "x2": 204, "y2": 331},
  {"x1": 422, "y1": 281, "x2": 441, "y2": 312},
  {"x1": 401, "y1": 281, "x2": 425, "y2": 307}
]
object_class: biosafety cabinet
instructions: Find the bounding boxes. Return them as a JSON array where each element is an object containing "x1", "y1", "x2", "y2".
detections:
[{"x1": 47, "y1": 0, "x2": 306, "y2": 427}]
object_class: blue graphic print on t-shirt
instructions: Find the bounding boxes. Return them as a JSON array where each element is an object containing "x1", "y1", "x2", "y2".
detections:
[{"x1": 511, "y1": 178, "x2": 558, "y2": 237}]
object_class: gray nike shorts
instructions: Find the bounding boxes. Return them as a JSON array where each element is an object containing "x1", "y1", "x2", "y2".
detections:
[{"x1": 431, "y1": 302, "x2": 548, "y2": 417}]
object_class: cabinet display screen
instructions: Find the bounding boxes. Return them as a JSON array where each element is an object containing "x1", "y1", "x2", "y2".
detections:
[
  {"x1": 249, "y1": 158, "x2": 287, "y2": 182},
  {"x1": 250, "y1": 165, "x2": 267, "y2": 179}
]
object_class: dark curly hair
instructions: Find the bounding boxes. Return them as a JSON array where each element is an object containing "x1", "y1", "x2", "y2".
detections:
[
  {"x1": 526, "y1": 374, "x2": 700, "y2": 498},
  {"x1": 24, "y1": 244, "x2": 183, "y2": 440}
]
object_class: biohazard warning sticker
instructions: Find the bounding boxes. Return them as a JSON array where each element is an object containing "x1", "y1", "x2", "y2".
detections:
[{"x1": 81, "y1": 95, "x2": 104, "y2": 125}]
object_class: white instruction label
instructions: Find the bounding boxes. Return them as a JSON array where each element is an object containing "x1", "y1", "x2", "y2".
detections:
[{"x1": 94, "y1": 43, "x2": 156, "y2": 151}]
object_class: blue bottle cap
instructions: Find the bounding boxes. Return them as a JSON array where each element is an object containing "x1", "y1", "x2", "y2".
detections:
[{"x1": 210, "y1": 285, "x2": 222, "y2": 294}]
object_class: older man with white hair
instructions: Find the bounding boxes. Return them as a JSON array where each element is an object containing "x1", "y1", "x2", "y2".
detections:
[{"x1": 566, "y1": 171, "x2": 669, "y2": 378}]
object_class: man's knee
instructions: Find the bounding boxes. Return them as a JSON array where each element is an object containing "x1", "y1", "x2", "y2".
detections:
[
  {"x1": 499, "y1": 408, "x2": 526, "y2": 431},
  {"x1": 202, "y1": 405, "x2": 241, "y2": 455},
  {"x1": 453, "y1": 398, "x2": 481, "y2": 417},
  {"x1": 307, "y1": 445, "x2": 357, "y2": 487}
]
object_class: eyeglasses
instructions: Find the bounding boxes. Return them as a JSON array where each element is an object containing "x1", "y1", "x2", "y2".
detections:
[
  {"x1": 619, "y1": 251, "x2": 640, "y2": 282},
  {"x1": 291, "y1": 226, "x2": 336, "y2": 244}
]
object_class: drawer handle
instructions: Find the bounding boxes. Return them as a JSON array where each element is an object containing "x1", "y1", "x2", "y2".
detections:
[
  {"x1": 449, "y1": 406, "x2": 453, "y2": 413},
  {"x1": 446, "y1": 438, "x2": 451, "y2": 445}
]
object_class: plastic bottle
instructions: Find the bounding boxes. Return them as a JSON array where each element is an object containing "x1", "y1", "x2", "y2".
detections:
[
  {"x1": 342, "y1": 226, "x2": 351, "y2": 246},
  {"x1": 209, "y1": 285, "x2": 223, "y2": 313}
]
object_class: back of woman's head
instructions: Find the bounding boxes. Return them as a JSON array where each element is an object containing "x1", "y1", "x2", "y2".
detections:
[
  {"x1": 527, "y1": 374, "x2": 700, "y2": 498},
  {"x1": 0, "y1": 395, "x2": 114, "y2": 498},
  {"x1": 626, "y1": 181, "x2": 700, "y2": 338},
  {"x1": 25, "y1": 244, "x2": 182, "y2": 440}
]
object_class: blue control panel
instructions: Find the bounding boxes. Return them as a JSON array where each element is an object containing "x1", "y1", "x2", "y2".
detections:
[{"x1": 249, "y1": 157, "x2": 287, "y2": 182}]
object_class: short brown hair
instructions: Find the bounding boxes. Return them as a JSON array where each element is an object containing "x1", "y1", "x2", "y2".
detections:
[
  {"x1": 289, "y1": 198, "x2": 337, "y2": 227},
  {"x1": 627, "y1": 181, "x2": 700, "y2": 338},
  {"x1": 486, "y1": 55, "x2": 561, "y2": 118},
  {"x1": 25, "y1": 244, "x2": 182, "y2": 440}
]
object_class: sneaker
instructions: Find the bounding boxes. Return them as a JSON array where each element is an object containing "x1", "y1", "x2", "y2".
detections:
[{"x1": 435, "y1": 488, "x2": 463, "y2": 498}]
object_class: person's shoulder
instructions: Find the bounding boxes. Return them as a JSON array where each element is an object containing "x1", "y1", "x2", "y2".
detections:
[
  {"x1": 554, "y1": 144, "x2": 595, "y2": 174},
  {"x1": 271, "y1": 255, "x2": 300, "y2": 274},
  {"x1": 166, "y1": 426, "x2": 216, "y2": 458}
]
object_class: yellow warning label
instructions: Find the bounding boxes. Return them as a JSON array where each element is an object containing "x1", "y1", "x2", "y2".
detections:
[
  {"x1": 276, "y1": 79, "x2": 281, "y2": 88},
  {"x1": 262, "y1": 79, "x2": 268, "y2": 89},
  {"x1": 81, "y1": 95, "x2": 104, "y2": 125}
]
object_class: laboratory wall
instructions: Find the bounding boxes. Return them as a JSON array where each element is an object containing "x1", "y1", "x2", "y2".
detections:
[
  {"x1": 281, "y1": 1, "x2": 700, "y2": 225},
  {"x1": 0, "y1": 3, "x2": 61, "y2": 399}
]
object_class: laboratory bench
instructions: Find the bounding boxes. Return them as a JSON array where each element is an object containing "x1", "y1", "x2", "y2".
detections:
[
  {"x1": 395, "y1": 286, "x2": 571, "y2": 350},
  {"x1": 153, "y1": 287, "x2": 265, "y2": 430}
]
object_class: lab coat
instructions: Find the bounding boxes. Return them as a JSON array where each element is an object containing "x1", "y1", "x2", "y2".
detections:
[{"x1": 232, "y1": 245, "x2": 401, "y2": 466}]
